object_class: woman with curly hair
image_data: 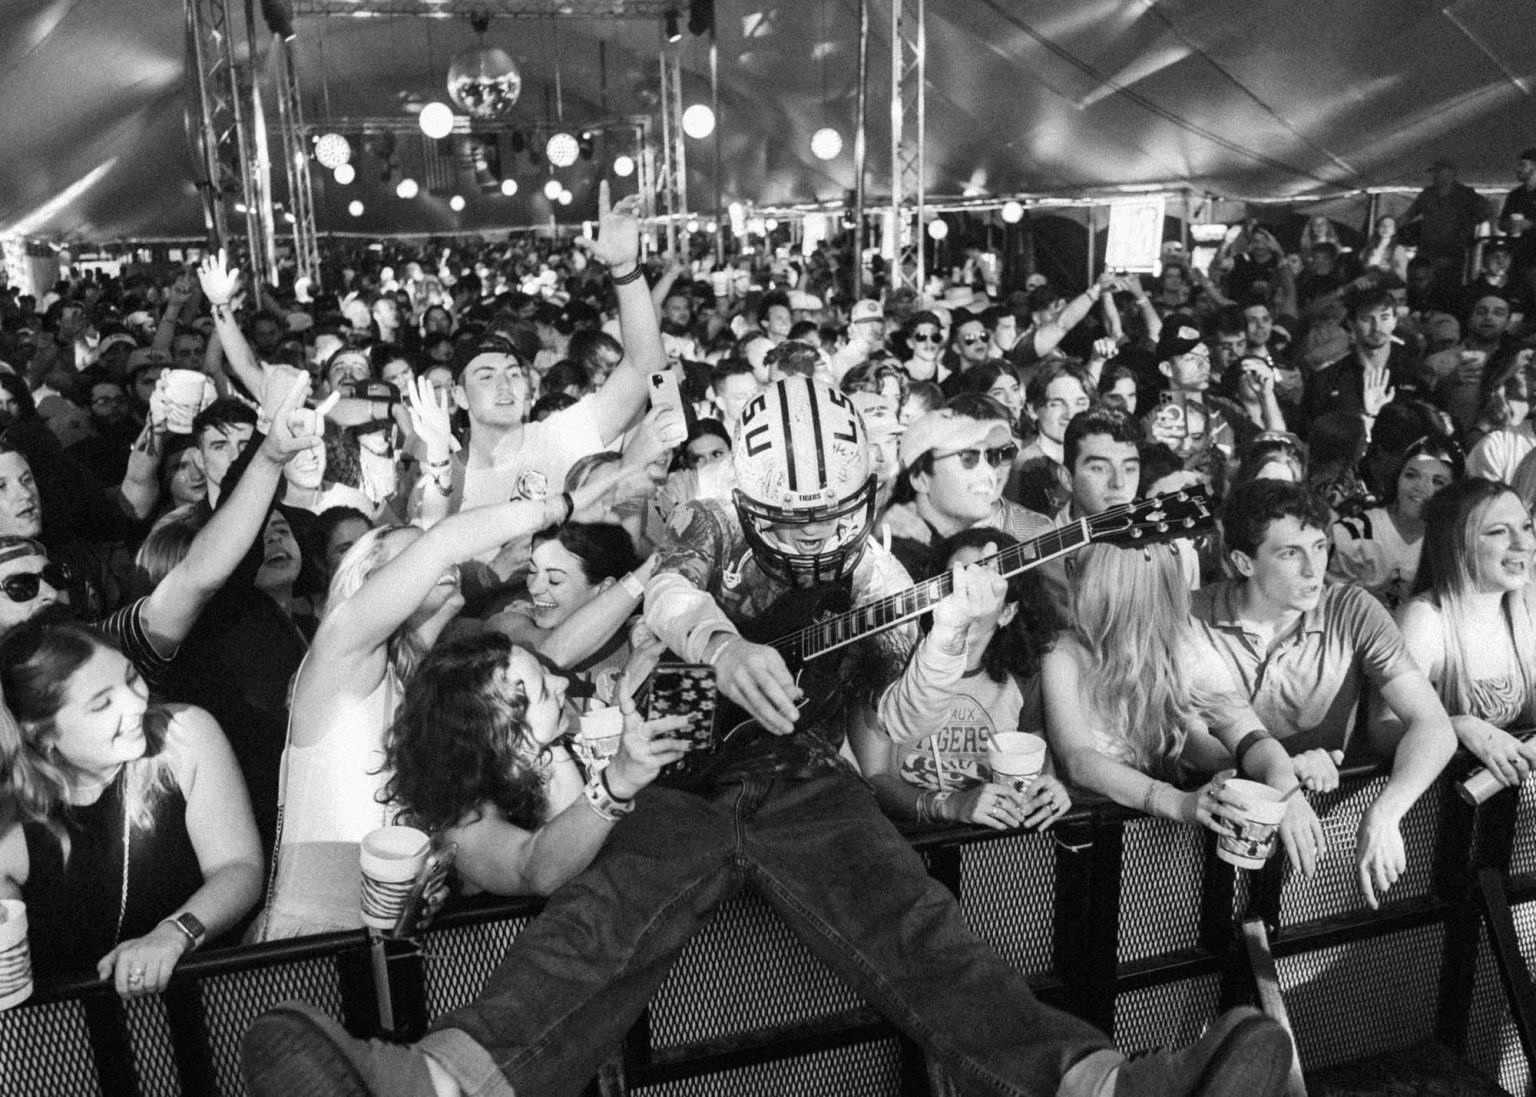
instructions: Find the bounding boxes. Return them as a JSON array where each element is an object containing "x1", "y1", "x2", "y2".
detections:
[{"x1": 381, "y1": 632, "x2": 688, "y2": 896}]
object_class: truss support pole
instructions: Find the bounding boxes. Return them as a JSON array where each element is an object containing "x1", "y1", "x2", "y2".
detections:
[
  {"x1": 889, "y1": 0, "x2": 925, "y2": 292},
  {"x1": 657, "y1": 49, "x2": 687, "y2": 258},
  {"x1": 273, "y1": 36, "x2": 321, "y2": 288}
]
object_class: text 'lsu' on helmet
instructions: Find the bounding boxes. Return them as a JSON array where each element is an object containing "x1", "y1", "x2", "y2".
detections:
[{"x1": 732, "y1": 376, "x2": 878, "y2": 587}]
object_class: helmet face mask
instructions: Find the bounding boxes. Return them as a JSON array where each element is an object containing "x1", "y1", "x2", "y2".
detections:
[{"x1": 732, "y1": 378, "x2": 877, "y2": 588}]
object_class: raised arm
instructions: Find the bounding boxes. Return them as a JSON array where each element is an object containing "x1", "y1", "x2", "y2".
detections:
[
  {"x1": 1031, "y1": 271, "x2": 1117, "y2": 359},
  {"x1": 586, "y1": 184, "x2": 668, "y2": 445},
  {"x1": 198, "y1": 251, "x2": 265, "y2": 400}
]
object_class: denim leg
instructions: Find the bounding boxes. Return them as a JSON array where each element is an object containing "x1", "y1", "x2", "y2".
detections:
[
  {"x1": 428, "y1": 784, "x2": 744, "y2": 1097},
  {"x1": 741, "y1": 770, "x2": 1111, "y2": 1097}
]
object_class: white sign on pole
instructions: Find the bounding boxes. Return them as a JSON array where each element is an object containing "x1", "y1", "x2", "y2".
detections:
[{"x1": 1103, "y1": 197, "x2": 1166, "y2": 273}]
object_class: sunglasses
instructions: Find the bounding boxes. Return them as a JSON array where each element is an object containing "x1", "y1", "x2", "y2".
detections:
[
  {"x1": 1, "y1": 563, "x2": 70, "y2": 603},
  {"x1": 936, "y1": 443, "x2": 1019, "y2": 470},
  {"x1": 911, "y1": 330, "x2": 943, "y2": 343},
  {"x1": 960, "y1": 334, "x2": 989, "y2": 345}
]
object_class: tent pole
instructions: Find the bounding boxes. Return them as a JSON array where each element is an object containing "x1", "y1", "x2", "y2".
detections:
[{"x1": 853, "y1": 0, "x2": 868, "y2": 298}]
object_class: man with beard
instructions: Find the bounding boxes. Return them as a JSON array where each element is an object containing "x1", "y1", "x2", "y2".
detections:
[
  {"x1": 1300, "y1": 289, "x2": 1423, "y2": 434},
  {"x1": 1424, "y1": 291, "x2": 1518, "y2": 434}
]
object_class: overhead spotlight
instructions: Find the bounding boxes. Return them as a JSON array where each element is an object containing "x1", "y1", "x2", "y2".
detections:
[
  {"x1": 315, "y1": 133, "x2": 351, "y2": 169},
  {"x1": 419, "y1": 102, "x2": 455, "y2": 139},
  {"x1": 397, "y1": 178, "x2": 419, "y2": 199},
  {"x1": 578, "y1": 133, "x2": 595, "y2": 161},
  {"x1": 546, "y1": 132, "x2": 579, "y2": 168},
  {"x1": 349, "y1": 200, "x2": 364, "y2": 217},
  {"x1": 612, "y1": 154, "x2": 635, "y2": 177},
  {"x1": 544, "y1": 178, "x2": 563, "y2": 200},
  {"x1": 450, "y1": 195, "x2": 466, "y2": 212},
  {"x1": 664, "y1": 9, "x2": 682, "y2": 43},
  {"x1": 557, "y1": 189, "x2": 573, "y2": 206},
  {"x1": 810, "y1": 127, "x2": 842, "y2": 161},
  {"x1": 501, "y1": 178, "x2": 518, "y2": 196},
  {"x1": 1000, "y1": 200, "x2": 1024, "y2": 224},
  {"x1": 927, "y1": 218, "x2": 949, "y2": 240},
  {"x1": 333, "y1": 163, "x2": 355, "y2": 185},
  {"x1": 682, "y1": 104, "x2": 715, "y2": 139}
]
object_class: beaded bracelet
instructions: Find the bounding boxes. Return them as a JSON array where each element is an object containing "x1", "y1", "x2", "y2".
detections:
[{"x1": 610, "y1": 264, "x2": 644, "y2": 286}]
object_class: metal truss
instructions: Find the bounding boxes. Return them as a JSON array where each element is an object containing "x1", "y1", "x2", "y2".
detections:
[
  {"x1": 889, "y1": 0, "x2": 925, "y2": 291},
  {"x1": 655, "y1": 49, "x2": 687, "y2": 257},
  {"x1": 273, "y1": 37, "x2": 321, "y2": 287},
  {"x1": 290, "y1": 0, "x2": 673, "y2": 17}
]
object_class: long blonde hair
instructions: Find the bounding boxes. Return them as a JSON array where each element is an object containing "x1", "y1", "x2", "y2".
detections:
[
  {"x1": 325, "y1": 524, "x2": 430, "y2": 684},
  {"x1": 1070, "y1": 543, "x2": 1203, "y2": 779}
]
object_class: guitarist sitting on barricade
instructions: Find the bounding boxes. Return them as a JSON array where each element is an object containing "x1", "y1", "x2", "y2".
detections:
[{"x1": 243, "y1": 377, "x2": 1292, "y2": 1097}]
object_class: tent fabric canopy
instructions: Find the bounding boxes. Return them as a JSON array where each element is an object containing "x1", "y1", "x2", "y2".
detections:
[{"x1": 3, "y1": 0, "x2": 1534, "y2": 241}]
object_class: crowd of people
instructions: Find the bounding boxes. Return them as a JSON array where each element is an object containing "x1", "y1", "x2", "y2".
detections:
[{"x1": 1, "y1": 149, "x2": 1535, "y2": 1094}]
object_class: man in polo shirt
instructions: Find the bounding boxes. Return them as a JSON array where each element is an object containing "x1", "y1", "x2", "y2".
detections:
[{"x1": 1190, "y1": 480, "x2": 1457, "y2": 908}]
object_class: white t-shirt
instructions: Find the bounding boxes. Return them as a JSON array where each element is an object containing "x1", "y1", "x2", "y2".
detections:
[
  {"x1": 460, "y1": 395, "x2": 608, "y2": 511},
  {"x1": 1467, "y1": 425, "x2": 1536, "y2": 485},
  {"x1": 1328, "y1": 506, "x2": 1420, "y2": 611}
]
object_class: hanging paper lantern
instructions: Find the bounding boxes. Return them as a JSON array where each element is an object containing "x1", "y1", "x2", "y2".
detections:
[
  {"x1": 348, "y1": 200, "x2": 364, "y2": 217},
  {"x1": 396, "y1": 178, "x2": 419, "y2": 199},
  {"x1": 927, "y1": 219, "x2": 949, "y2": 240},
  {"x1": 613, "y1": 154, "x2": 635, "y2": 178},
  {"x1": 500, "y1": 178, "x2": 518, "y2": 196},
  {"x1": 333, "y1": 163, "x2": 355, "y2": 186},
  {"x1": 1001, "y1": 200, "x2": 1024, "y2": 224},
  {"x1": 419, "y1": 102, "x2": 455, "y2": 140},
  {"x1": 810, "y1": 127, "x2": 842, "y2": 161},
  {"x1": 315, "y1": 133, "x2": 351, "y2": 170},
  {"x1": 546, "y1": 133, "x2": 579, "y2": 168},
  {"x1": 447, "y1": 46, "x2": 522, "y2": 119},
  {"x1": 557, "y1": 190, "x2": 573, "y2": 206},
  {"x1": 682, "y1": 104, "x2": 715, "y2": 139},
  {"x1": 449, "y1": 195, "x2": 466, "y2": 212},
  {"x1": 543, "y1": 178, "x2": 563, "y2": 200}
]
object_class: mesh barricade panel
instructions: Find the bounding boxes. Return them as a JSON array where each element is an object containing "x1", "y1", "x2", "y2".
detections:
[
  {"x1": 0, "y1": 997, "x2": 103, "y2": 1097},
  {"x1": 634, "y1": 1038, "x2": 903, "y2": 1097},
  {"x1": 1117, "y1": 818, "x2": 1204, "y2": 963},
  {"x1": 647, "y1": 891, "x2": 865, "y2": 1049},
  {"x1": 1278, "y1": 923, "x2": 1443, "y2": 1071},
  {"x1": 421, "y1": 915, "x2": 532, "y2": 1017},
  {"x1": 1112, "y1": 975, "x2": 1222, "y2": 1054},
  {"x1": 1511, "y1": 780, "x2": 1536, "y2": 880},
  {"x1": 199, "y1": 953, "x2": 346, "y2": 1097},
  {"x1": 1278, "y1": 777, "x2": 1443, "y2": 926},
  {"x1": 957, "y1": 832, "x2": 1056, "y2": 977},
  {"x1": 1466, "y1": 919, "x2": 1533, "y2": 1097},
  {"x1": 124, "y1": 992, "x2": 181, "y2": 1096}
]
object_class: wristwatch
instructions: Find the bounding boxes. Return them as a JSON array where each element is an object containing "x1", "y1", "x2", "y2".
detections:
[{"x1": 162, "y1": 912, "x2": 207, "y2": 952}]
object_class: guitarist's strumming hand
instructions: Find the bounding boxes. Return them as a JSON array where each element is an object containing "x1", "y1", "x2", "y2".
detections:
[
  {"x1": 712, "y1": 637, "x2": 803, "y2": 736},
  {"x1": 930, "y1": 542, "x2": 1008, "y2": 634}
]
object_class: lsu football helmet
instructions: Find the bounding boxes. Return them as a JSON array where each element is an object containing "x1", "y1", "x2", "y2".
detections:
[{"x1": 732, "y1": 377, "x2": 878, "y2": 587}]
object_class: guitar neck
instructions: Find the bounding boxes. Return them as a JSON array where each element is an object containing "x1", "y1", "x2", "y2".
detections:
[{"x1": 779, "y1": 519, "x2": 1090, "y2": 662}]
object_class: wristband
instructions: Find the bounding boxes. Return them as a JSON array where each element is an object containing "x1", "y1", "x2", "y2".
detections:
[
  {"x1": 610, "y1": 264, "x2": 644, "y2": 286},
  {"x1": 583, "y1": 770, "x2": 636, "y2": 822},
  {"x1": 619, "y1": 573, "x2": 646, "y2": 600},
  {"x1": 1232, "y1": 728, "x2": 1272, "y2": 768},
  {"x1": 702, "y1": 631, "x2": 737, "y2": 667},
  {"x1": 1141, "y1": 780, "x2": 1168, "y2": 817}
]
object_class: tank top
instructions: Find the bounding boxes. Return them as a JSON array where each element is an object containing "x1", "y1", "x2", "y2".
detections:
[
  {"x1": 1467, "y1": 675, "x2": 1528, "y2": 729},
  {"x1": 23, "y1": 769, "x2": 200, "y2": 982},
  {"x1": 262, "y1": 659, "x2": 399, "y2": 938}
]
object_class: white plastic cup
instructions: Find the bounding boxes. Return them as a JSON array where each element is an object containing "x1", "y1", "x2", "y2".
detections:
[
  {"x1": 987, "y1": 732, "x2": 1047, "y2": 794},
  {"x1": 0, "y1": 899, "x2": 34, "y2": 1011},
  {"x1": 163, "y1": 369, "x2": 209, "y2": 433},
  {"x1": 359, "y1": 826, "x2": 431, "y2": 931},
  {"x1": 1215, "y1": 779, "x2": 1289, "y2": 870},
  {"x1": 572, "y1": 706, "x2": 625, "y2": 771}
]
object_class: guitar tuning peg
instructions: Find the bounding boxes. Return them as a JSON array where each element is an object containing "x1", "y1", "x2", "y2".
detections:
[
  {"x1": 1156, "y1": 522, "x2": 1169, "y2": 533},
  {"x1": 1142, "y1": 546, "x2": 1153, "y2": 561}
]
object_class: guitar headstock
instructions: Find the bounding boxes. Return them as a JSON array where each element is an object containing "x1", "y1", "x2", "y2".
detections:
[{"x1": 1087, "y1": 486, "x2": 1216, "y2": 548}]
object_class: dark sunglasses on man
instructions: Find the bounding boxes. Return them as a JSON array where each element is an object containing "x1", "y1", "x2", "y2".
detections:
[
  {"x1": 935, "y1": 443, "x2": 1020, "y2": 470},
  {"x1": 0, "y1": 563, "x2": 71, "y2": 603},
  {"x1": 910, "y1": 329, "x2": 943, "y2": 343}
]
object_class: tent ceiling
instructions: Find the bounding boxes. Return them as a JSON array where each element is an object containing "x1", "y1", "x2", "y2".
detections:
[{"x1": 3, "y1": 0, "x2": 1535, "y2": 241}]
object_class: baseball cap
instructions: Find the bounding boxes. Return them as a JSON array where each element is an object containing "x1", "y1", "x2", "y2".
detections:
[
  {"x1": 848, "y1": 392, "x2": 905, "y2": 438},
  {"x1": 97, "y1": 332, "x2": 139, "y2": 356},
  {"x1": 125, "y1": 347, "x2": 172, "y2": 375},
  {"x1": 1023, "y1": 274, "x2": 1049, "y2": 292},
  {"x1": 1154, "y1": 315, "x2": 1204, "y2": 361},
  {"x1": 899, "y1": 409, "x2": 1009, "y2": 470},
  {"x1": 850, "y1": 299, "x2": 883, "y2": 324},
  {"x1": 787, "y1": 289, "x2": 823, "y2": 311}
]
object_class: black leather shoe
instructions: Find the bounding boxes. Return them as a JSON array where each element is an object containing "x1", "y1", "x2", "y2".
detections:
[
  {"x1": 1114, "y1": 1007, "x2": 1292, "y2": 1097},
  {"x1": 242, "y1": 1001, "x2": 438, "y2": 1097}
]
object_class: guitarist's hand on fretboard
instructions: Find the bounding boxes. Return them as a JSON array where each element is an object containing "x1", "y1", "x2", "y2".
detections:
[
  {"x1": 712, "y1": 637, "x2": 803, "y2": 736},
  {"x1": 931, "y1": 541, "x2": 1008, "y2": 632}
]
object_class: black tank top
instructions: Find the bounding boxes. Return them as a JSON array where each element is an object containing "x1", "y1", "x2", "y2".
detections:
[{"x1": 23, "y1": 768, "x2": 202, "y2": 982}]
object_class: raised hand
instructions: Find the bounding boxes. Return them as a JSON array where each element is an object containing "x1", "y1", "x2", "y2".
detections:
[
  {"x1": 258, "y1": 373, "x2": 326, "y2": 465},
  {"x1": 1362, "y1": 361, "x2": 1395, "y2": 418},
  {"x1": 198, "y1": 249, "x2": 240, "y2": 309},
  {"x1": 574, "y1": 180, "x2": 643, "y2": 271},
  {"x1": 405, "y1": 374, "x2": 461, "y2": 461}
]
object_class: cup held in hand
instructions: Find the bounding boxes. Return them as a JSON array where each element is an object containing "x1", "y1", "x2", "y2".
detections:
[
  {"x1": 164, "y1": 370, "x2": 211, "y2": 434},
  {"x1": 572, "y1": 706, "x2": 624, "y2": 771},
  {"x1": 1214, "y1": 779, "x2": 1288, "y2": 869},
  {"x1": 986, "y1": 732, "x2": 1047, "y2": 794},
  {"x1": 359, "y1": 825, "x2": 431, "y2": 930},
  {"x1": 0, "y1": 899, "x2": 33, "y2": 1011}
]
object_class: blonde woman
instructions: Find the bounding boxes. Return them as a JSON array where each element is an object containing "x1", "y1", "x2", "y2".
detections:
[
  {"x1": 1387, "y1": 478, "x2": 1536, "y2": 789},
  {"x1": 1042, "y1": 543, "x2": 1326, "y2": 874}
]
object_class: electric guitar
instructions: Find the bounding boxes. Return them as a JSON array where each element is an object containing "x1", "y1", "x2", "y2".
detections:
[{"x1": 679, "y1": 487, "x2": 1218, "y2": 775}]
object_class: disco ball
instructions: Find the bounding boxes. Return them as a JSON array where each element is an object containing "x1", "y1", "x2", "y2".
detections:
[
  {"x1": 546, "y1": 132, "x2": 579, "y2": 168},
  {"x1": 810, "y1": 127, "x2": 842, "y2": 161},
  {"x1": 315, "y1": 133, "x2": 351, "y2": 169},
  {"x1": 447, "y1": 45, "x2": 522, "y2": 119}
]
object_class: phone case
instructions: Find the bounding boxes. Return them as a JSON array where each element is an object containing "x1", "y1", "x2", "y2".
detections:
[{"x1": 644, "y1": 663, "x2": 719, "y2": 777}]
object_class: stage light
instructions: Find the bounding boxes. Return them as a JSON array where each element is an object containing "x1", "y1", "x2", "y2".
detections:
[
  {"x1": 315, "y1": 133, "x2": 351, "y2": 169},
  {"x1": 547, "y1": 133, "x2": 579, "y2": 168},
  {"x1": 397, "y1": 178, "x2": 419, "y2": 199},
  {"x1": 682, "y1": 104, "x2": 715, "y2": 139},
  {"x1": 419, "y1": 102, "x2": 455, "y2": 139},
  {"x1": 613, "y1": 154, "x2": 635, "y2": 177},
  {"x1": 501, "y1": 178, "x2": 518, "y2": 196},
  {"x1": 450, "y1": 195, "x2": 466, "y2": 212},
  {"x1": 1001, "y1": 201, "x2": 1024, "y2": 224},
  {"x1": 664, "y1": 9, "x2": 681, "y2": 42},
  {"x1": 810, "y1": 128, "x2": 842, "y2": 161},
  {"x1": 348, "y1": 200, "x2": 364, "y2": 217},
  {"x1": 544, "y1": 178, "x2": 563, "y2": 200},
  {"x1": 333, "y1": 163, "x2": 355, "y2": 185}
]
